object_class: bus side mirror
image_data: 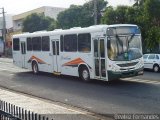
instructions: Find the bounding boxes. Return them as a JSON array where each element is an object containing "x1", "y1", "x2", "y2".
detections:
[{"x1": 107, "y1": 40, "x2": 111, "y2": 49}]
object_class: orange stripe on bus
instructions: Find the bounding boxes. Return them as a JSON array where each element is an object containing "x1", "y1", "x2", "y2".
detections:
[
  {"x1": 29, "y1": 56, "x2": 47, "y2": 64},
  {"x1": 63, "y1": 58, "x2": 85, "y2": 66}
]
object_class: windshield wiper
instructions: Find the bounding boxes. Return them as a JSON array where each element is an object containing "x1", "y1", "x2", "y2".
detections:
[{"x1": 128, "y1": 33, "x2": 135, "y2": 43}]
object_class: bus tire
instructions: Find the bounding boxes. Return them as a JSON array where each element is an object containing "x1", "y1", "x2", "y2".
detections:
[
  {"x1": 79, "y1": 66, "x2": 90, "y2": 82},
  {"x1": 32, "y1": 62, "x2": 39, "y2": 74}
]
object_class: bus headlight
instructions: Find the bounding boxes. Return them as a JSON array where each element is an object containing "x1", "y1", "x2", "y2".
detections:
[
  {"x1": 112, "y1": 64, "x2": 120, "y2": 72},
  {"x1": 136, "y1": 59, "x2": 144, "y2": 68}
]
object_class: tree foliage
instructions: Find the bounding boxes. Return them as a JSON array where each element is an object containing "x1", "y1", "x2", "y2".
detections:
[
  {"x1": 22, "y1": 13, "x2": 56, "y2": 32},
  {"x1": 57, "y1": 0, "x2": 107, "y2": 29}
]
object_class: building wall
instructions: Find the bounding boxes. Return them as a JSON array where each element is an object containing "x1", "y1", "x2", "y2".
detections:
[
  {"x1": 44, "y1": 6, "x2": 66, "y2": 20},
  {"x1": 13, "y1": 19, "x2": 23, "y2": 31},
  {"x1": 12, "y1": 6, "x2": 65, "y2": 32}
]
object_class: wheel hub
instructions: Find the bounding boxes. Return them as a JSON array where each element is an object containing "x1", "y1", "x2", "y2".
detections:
[{"x1": 82, "y1": 70, "x2": 89, "y2": 80}]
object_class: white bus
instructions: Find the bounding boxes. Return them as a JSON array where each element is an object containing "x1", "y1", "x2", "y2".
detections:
[{"x1": 12, "y1": 24, "x2": 144, "y2": 82}]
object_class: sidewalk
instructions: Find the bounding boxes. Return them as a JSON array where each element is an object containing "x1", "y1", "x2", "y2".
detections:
[
  {"x1": 0, "y1": 57, "x2": 13, "y2": 63},
  {"x1": 0, "y1": 87, "x2": 109, "y2": 120}
]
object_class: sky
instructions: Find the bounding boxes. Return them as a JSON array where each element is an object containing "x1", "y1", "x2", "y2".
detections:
[{"x1": 0, "y1": 0, "x2": 134, "y2": 15}]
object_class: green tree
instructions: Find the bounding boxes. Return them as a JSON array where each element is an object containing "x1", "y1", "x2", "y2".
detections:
[
  {"x1": 22, "y1": 13, "x2": 56, "y2": 32},
  {"x1": 145, "y1": 27, "x2": 160, "y2": 51},
  {"x1": 101, "y1": 6, "x2": 117, "y2": 24},
  {"x1": 57, "y1": 0, "x2": 107, "y2": 29},
  {"x1": 132, "y1": 0, "x2": 146, "y2": 7},
  {"x1": 102, "y1": 6, "x2": 130, "y2": 24},
  {"x1": 142, "y1": 0, "x2": 160, "y2": 52},
  {"x1": 57, "y1": 5, "x2": 83, "y2": 29}
]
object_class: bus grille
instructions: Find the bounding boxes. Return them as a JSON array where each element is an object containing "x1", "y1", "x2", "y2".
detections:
[{"x1": 117, "y1": 62, "x2": 138, "y2": 67}]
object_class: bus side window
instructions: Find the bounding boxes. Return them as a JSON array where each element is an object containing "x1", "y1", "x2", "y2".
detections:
[
  {"x1": 32, "y1": 37, "x2": 41, "y2": 51},
  {"x1": 27, "y1": 37, "x2": 32, "y2": 51},
  {"x1": 64, "y1": 34, "x2": 77, "y2": 52},
  {"x1": 13, "y1": 38, "x2": 20, "y2": 51},
  {"x1": 60, "y1": 35, "x2": 64, "y2": 52},
  {"x1": 42, "y1": 36, "x2": 50, "y2": 51},
  {"x1": 78, "y1": 33, "x2": 91, "y2": 52}
]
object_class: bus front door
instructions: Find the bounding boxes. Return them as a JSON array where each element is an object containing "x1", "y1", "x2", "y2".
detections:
[
  {"x1": 94, "y1": 38, "x2": 107, "y2": 80},
  {"x1": 20, "y1": 41, "x2": 26, "y2": 68},
  {"x1": 52, "y1": 39, "x2": 60, "y2": 74}
]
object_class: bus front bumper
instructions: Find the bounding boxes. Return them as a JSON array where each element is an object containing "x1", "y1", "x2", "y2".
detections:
[{"x1": 108, "y1": 67, "x2": 144, "y2": 81}]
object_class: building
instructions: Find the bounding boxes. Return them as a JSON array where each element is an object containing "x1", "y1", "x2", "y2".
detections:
[{"x1": 12, "y1": 6, "x2": 66, "y2": 33}]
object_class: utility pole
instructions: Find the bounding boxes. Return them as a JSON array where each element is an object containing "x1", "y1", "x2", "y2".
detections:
[
  {"x1": 0, "y1": 7, "x2": 6, "y2": 56},
  {"x1": 2, "y1": 7, "x2": 6, "y2": 43},
  {"x1": 94, "y1": 0, "x2": 97, "y2": 25}
]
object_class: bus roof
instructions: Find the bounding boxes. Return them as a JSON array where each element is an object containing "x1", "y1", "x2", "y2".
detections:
[{"x1": 13, "y1": 24, "x2": 138, "y2": 38}]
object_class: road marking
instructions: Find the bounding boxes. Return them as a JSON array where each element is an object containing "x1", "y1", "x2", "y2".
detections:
[{"x1": 123, "y1": 78, "x2": 160, "y2": 85}]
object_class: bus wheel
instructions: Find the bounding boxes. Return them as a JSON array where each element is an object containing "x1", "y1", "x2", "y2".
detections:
[
  {"x1": 32, "y1": 62, "x2": 39, "y2": 74},
  {"x1": 80, "y1": 66, "x2": 90, "y2": 82}
]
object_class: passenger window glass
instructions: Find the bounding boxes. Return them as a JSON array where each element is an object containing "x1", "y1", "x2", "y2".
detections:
[
  {"x1": 13, "y1": 38, "x2": 20, "y2": 51},
  {"x1": 156, "y1": 55, "x2": 159, "y2": 59},
  {"x1": 64, "y1": 34, "x2": 77, "y2": 52},
  {"x1": 42, "y1": 36, "x2": 50, "y2": 51},
  {"x1": 32, "y1": 37, "x2": 41, "y2": 51},
  {"x1": 60, "y1": 35, "x2": 64, "y2": 52},
  {"x1": 56, "y1": 41, "x2": 59, "y2": 55},
  {"x1": 100, "y1": 39, "x2": 105, "y2": 58},
  {"x1": 94, "y1": 40, "x2": 98, "y2": 57},
  {"x1": 78, "y1": 33, "x2": 91, "y2": 52},
  {"x1": 143, "y1": 55, "x2": 148, "y2": 59},
  {"x1": 148, "y1": 55, "x2": 155, "y2": 59},
  {"x1": 27, "y1": 37, "x2": 32, "y2": 51}
]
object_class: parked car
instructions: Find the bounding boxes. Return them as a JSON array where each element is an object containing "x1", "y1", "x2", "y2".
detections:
[{"x1": 143, "y1": 54, "x2": 160, "y2": 72}]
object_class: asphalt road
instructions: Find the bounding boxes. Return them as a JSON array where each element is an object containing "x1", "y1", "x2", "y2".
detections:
[{"x1": 0, "y1": 58, "x2": 160, "y2": 117}]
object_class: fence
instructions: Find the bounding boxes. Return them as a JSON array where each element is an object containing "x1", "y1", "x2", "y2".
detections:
[{"x1": 0, "y1": 100, "x2": 52, "y2": 120}]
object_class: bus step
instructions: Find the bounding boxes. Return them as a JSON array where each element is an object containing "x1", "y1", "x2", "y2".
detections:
[{"x1": 53, "y1": 72, "x2": 61, "y2": 75}]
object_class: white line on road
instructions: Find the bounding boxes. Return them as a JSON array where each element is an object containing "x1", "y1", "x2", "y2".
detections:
[{"x1": 123, "y1": 78, "x2": 160, "y2": 85}]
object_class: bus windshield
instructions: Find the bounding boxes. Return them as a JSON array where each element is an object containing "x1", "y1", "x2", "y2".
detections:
[{"x1": 107, "y1": 26, "x2": 142, "y2": 61}]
